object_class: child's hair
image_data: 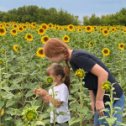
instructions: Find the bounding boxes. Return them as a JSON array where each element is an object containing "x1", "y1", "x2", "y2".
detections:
[
  {"x1": 44, "y1": 38, "x2": 71, "y2": 90},
  {"x1": 47, "y1": 63, "x2": 70, "y2": 91}
]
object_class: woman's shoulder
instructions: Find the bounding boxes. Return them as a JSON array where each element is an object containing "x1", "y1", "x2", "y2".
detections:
[{"x1": 72, "y1": 49, "x2": 91, "y2": 58}]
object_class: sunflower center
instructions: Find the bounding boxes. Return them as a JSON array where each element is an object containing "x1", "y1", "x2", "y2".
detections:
[
  {"x1": 104, "y1": 50, "x2": 108, "y2": 53},
  {"x1": 39, "y1": 49, "x2": 43, "y2": 54},
  {"x1": 42, "y1": 25, "x2": 47, "y2": 29},
  {"x1": 69, "y1": 26, "x2": 73, "y2": 29},
  {"x1": 104, "y1": 30, "x2": 108, "y2": 34},
  {"x1": 87, "y1": 27, "x2": 91, "y2": 30},
  {"x1": 0, "y1": 28, "x2": 5, "y2": 33},
  {"x1": 13, "y1": 30, "x2": 16, "y2": 33},
  {"x1": 27, "y1": 35, "x2": 32, "y2": 39},
  {"x1": 44, "y1": 37, "x2": 49, "y2": 42},
  {"x1": 39, "y1": 29, "x2": 44, "y2": 33},
  {"x1": 64, "y1": 37, "x2": 68, "y2": 40}
]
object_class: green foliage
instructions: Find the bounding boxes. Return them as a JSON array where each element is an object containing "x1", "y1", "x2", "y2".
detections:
[
  {"x1": 0, "y1": 5, "x2": 79, "y2": 25},
  {"x1": 83, "y1": 8, "x2": 126, "y2": 25}
]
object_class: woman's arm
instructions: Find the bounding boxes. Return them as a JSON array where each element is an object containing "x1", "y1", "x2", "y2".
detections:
[{"x1": 91, "y1": 64, "x2": 108, "y2": 116}]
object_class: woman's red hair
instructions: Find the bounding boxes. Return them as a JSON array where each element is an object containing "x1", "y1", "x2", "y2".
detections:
[{"x1": 44, "y1": 38, "x2": 70, "y2": 58}]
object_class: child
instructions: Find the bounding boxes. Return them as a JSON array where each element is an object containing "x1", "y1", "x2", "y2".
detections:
[
  {"x1": 34, "y1": 63, "x2": 71, "y2": 126},
  {"x1": 43, "y1": 38, "x2": 125, "y2": 126}
]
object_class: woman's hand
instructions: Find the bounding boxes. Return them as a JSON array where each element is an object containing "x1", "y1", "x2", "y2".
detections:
[
  {"x1": 96, "y1": 100, "x2": 105, "y2": 117},
  {"x1": 34, "y1": 88, "x2": 48, "y2": 97}
]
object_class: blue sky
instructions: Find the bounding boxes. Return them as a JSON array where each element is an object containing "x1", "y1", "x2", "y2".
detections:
[{"x1": 0, "y1": 0, "x2": 126, "y2": 20}]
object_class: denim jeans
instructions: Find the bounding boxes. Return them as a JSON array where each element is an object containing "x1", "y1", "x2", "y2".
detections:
[
  {"x1": 50, "y1": 121, "x2": 69, "y2": 126},
  {"x1": 94, "y1": 94, "x2": 125, "y2": 126}
]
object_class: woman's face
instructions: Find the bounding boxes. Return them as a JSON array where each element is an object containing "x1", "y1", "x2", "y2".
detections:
[{"x1": 47, "y1": 54, "x2": 65, "y2": 63}]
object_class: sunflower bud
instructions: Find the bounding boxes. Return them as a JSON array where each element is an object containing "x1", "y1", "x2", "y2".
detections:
[
  {"x1": 47, "y1": 77, "x2": 53, "y2": 84},
  {"x1": 22, "y1": 107, "x2": 38, "y2": 121},
  {"x1": 0, "y1": 108, "x2": 5, "y2": 117}
]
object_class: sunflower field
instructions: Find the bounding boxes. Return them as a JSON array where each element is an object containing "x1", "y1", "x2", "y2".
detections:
[{"x1": 0, "y1": 22, "x2": 126, "y2": 126}]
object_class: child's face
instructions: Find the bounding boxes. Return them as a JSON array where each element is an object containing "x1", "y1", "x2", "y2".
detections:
[{"x1": 48, "y1": 54, "x2": 65, "y2": 63}]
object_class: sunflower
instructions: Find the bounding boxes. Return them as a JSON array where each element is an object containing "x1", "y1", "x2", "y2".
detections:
[
  {"x1": 25, "y1": 33, "x2": 33, "y2": 42},
  {"x1": 111, "y1": 27, "x2": 117, "y2": 32},
  {"x1": 13, "y1": 24, "x2": 18, "y2": 28},
  {"x1": 10, "y1": 29, "x2": 17, "y2": 36},
  {"x1": 36, "y1": 47, "x2": 45, "y2": 58},
  {"x1": 41, "y1": 23, "x2": 48, "y2": 30},
  {"x1": 102, "y1": 29, "x2": 109, "y2": 36},
  {"x1": 13, "y1": 44, "x2": 20, "y2": 53},
  {"x1": 85, "y1": 26, "x2": 94, "y2": 33},
  {"x1": 75, "y1": 69, "x2": 86, "y2": 79},
  {"x1": 0, "y1": 27, "x2": 6, "y2": 36},
  {"x1": 118, "y1": 43, "x2": 125, "y2": 51},
  {"x1": 47, "y1": 77, "x2": 53, "y2": 84},
  {"x1": 31, "y1": 22, "x2": 36, "y2": 29},
  {"x1": 62, "y1": 35, "x2": 70, "y2": 43},
  {"x1": 48, "y1": 23, "x2": 53, "y2": 28},
  {"x1": 38, "y1": 28, "x2": 45, "y2": 35},
  {"x1": 18, "y1": 26, "x2": 24, "y2": 32},
  {"x1": 22, "y1": 107, "x2": 38, "y2": 121},
  {"x1": 77, "y1": 28, "x2": 82, "y2": 32},
  {"x1": 102, "y1": 48, "x2": 111, "y2": 57},
  {"x1": 41, "y1": 35, "x2": 49, "y2": 44},
  {"x1": 67, "y1": 24, "x2": 75, "y2": 31},
  {"x1": 88, "y1": 41, "x2": 95, "y2": 48},
  {"x1": 102, "y1": 81, "x2": 111, "y2": 92}
]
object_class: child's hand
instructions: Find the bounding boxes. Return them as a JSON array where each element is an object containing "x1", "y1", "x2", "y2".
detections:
[
  {"x1": 42, "y1": 95, "x2": 50, "y2": 103},
  {"x1": 34, "y1": 88, "x2": 48, "y2": 96}
]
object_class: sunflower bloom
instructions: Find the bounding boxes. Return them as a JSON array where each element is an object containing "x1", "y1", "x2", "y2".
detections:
[
  {"x1": 18, "y1": 26, "x2": 24, "y2": 32},
  {"x1": 75, "y1": 69, "x2": 86, "y2": 79},
  {"x1": 36, "y1": 47, "x2": 45, "y2": 58},
  {"x1": 102, "y1": 29, "x2": 109, "y2": 36},
  {"x1": 0, "y1": 27, "x2": 6, "y2": 36},
  {"x1": 25, "y1": 33, "x2": 33, "y2": 42},
  {"x1": 118, "y1": 43, "x2": 125, "y2": 51},
  {"x1": 38, "y1": 28, "x2": 45, "y2": 35},
  {"x1": 10, "y1": 29, "x2": 17, "y2": 36},
  {"x1": 67, "y1": 24, "x2": 75, "y2": 31},
  {"x1": 85, "y1": 26, "x2": 94, "y2": 33},
  {"x1": 102, "y1": 48, "x2": 111, "y2": 57},
  {"x1": 63, "y1": 35, "x2": 70, "y2": 43},
  {"x1": 41, "y1": 35, "x2": 49, "y2": 44},
  {"x1": 13, "y1": 44, "x2": 20, "y2": 53},
  {"x1": 102, "y1": 81, "x2": 111, "y2": 92}
]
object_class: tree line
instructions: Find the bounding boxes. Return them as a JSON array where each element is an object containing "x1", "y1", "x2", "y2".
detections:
[
  {"x1": 83, "y1": 8, "x2": 126, "y2": 25},
  {"x1": 0, "y1": 5, "x2": 79, "y2": 25}
]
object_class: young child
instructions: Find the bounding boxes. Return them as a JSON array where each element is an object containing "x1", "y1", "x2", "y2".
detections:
[
  {"x1": 34, "y1": 63, "x2": 71, "y2": 126},
  {"x1": 43, "y1": 38, "x2": 125, "y2": 126}
]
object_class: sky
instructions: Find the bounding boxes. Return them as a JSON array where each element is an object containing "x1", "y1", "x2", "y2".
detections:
[{"x1": 0, "y1": 0, "x2": 126, "y2": 21}]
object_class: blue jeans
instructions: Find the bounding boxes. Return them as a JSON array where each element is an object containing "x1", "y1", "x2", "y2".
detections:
[{"x1": 94, "y1": 94, "x2": 125, "y2": 126}]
